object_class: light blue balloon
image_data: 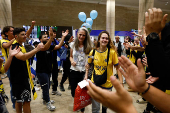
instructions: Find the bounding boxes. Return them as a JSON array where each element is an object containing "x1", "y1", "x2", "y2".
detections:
[
  {"x1": 78, "y1": 12, "x2": 86, "y2": 22},
  {"x1": 86, "y1": 18, "x2": 93, "y2": 26},
  {"x1": 90, "y1": 10, "x2": 98, "y2": 20},
  {"x1": 81, "y1": 23, "x2": 92, "y2": 33}
]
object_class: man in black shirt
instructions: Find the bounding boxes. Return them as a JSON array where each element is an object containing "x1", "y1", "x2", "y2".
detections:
[
  {"x1": 36, "y1": 28, "x2": 68, "y2": 111},
  {"x1": 10, "y1": 27, "x2": 44, "y2": 113}
]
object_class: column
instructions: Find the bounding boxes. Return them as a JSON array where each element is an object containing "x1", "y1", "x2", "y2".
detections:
[
  {"x1": 138, "y1": 0, "x2": 154, "y2": 32},
  {"x1": 106, "y1": 0, "x2": 115, "y2": 41},
  {"x1": 0, "y1": 0, "x2": 13, "y2": 31}
]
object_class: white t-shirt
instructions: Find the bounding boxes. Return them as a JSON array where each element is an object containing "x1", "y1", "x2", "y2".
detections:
[{"x1": 69, "y1": 42, "x2": 88, "y2": 72}]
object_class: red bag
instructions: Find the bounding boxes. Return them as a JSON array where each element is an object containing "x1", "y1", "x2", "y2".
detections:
[{"x1": 73, "y1": 82, "x2": 92, "y2": 111}]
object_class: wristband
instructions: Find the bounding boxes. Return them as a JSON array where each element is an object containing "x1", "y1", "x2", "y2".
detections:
[{"x1": 142, "y1": 83, "x2": 150, "y2": 95}]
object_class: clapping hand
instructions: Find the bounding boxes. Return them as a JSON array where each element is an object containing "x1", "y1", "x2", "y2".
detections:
[
  {"x1": 145, "y1": 8, "x2": 168, "y2": 36},
  {"x1": 118, "y1": 55, "x2": 148, "y2": 93},
  {"x1": 9, "y1": 46, "x2": 21, "y2": 57}
]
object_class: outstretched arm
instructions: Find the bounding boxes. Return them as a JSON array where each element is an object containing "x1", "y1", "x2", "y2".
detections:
[{"x1": 15, "y1": 43, "x2": 44, "y2": 61}]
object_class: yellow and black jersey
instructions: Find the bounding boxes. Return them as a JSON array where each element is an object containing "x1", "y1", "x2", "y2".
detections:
[
  {"x1": 0, "y1": 38, "x2": 10, "y2": 61},
  {"x1": 10, "y1": 40, "x2": 37, "y2": 100},
  {"x1": 88, "y1": 48, "x2": 118, "y2": 88}
]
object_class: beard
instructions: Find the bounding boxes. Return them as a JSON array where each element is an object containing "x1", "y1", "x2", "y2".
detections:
[{"x1": 43, "y1": 41, "x2": 47, "y2": 45}]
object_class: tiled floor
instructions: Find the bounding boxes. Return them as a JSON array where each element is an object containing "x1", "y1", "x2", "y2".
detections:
[{"x1": 2, "y1": 73, "x2": 146, "y2": 113}]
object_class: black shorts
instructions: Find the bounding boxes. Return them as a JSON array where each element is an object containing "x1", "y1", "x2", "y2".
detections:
[{"x1": 12, "y1": 80, "x2": 31, "y2": 102}]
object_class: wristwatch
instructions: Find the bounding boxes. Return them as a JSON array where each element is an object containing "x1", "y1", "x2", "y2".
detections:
[{"x1": 146, "y1": 32, "x2": 159, "y2": 42}]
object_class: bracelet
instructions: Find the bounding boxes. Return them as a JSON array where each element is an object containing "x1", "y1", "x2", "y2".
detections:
[{"x1": 142, "y1": 83, "x2": 150, "y2": 95}]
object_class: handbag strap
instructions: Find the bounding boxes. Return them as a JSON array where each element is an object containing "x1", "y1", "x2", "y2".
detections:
[
  {"x1": 91, "y1": 49, "x2": 96, "y2": 63},
  {"x1": 106, "y1": 47, "x2": 110, "y2": 66}
]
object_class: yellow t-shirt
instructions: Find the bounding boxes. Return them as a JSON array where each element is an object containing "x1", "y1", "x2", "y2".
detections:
[
  {"x1": 1, "y1": 39, "x2": 10, "y2": 61},
  {"x1": 88, "y1": 48, "x2": 118, "y2": 88}
]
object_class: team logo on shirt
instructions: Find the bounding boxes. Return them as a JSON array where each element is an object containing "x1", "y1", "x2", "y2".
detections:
[{"x1": 95, "y1": 65, "x2": 107, "y2": 71}]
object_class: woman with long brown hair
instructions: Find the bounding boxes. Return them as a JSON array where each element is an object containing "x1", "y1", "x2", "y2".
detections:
[{"x1": 86, "y1": 31, "x2": 122, "y2": 113}]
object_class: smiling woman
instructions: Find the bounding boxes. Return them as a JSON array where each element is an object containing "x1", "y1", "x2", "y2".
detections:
[
  {"x1": 69, "y1": 27, "x2": 93, "y2": 113},
  {"x1": 86, "y1": 30, "x2": 122, "y2": 113}
]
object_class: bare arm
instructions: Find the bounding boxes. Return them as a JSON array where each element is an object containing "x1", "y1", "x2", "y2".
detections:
[
  {"x1": 2, "y1": 38, "x2": 15, "y2": 49},
  {"x1": 53, "y1": 30, "x2": 68, "y2": 50},
  {"x1": 15, "y1": 43, "x2": 44, "y2": 61},
  {"x1": 26, "y1": 21, "x2": 36, "y2": 38}
]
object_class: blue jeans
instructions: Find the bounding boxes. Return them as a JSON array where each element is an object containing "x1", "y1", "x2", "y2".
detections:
[
  {"x1": 92, "y1": 88, "x2": 112, "y2": 113},
  {"x1": 6, "y1": 69, "x2": 15, "y2": 109},
  {"x1": 36, "y1": 73, "x2": 51, "y2": 103}
]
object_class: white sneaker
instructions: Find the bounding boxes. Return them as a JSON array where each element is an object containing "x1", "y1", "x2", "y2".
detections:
[
  {"x1": 46, "y1": 101, "x2": 56, "y2": 111},
  {"x1": 36, "y1": 84, "x2": 40, "y2": 87},
  {"x1": 52, "y1": 91, "x2": 62, "y2": 96},
  {"x1": 35, "y1": 86, "x2": 40, "y2": 91},
  {"x1": 43, "y1": 100, "x2": 55, "y2": 105}
]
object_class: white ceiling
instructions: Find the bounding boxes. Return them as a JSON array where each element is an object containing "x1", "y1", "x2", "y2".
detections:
[{"x1": 62, "y1": 0, "x2": 170, "y2": 11}]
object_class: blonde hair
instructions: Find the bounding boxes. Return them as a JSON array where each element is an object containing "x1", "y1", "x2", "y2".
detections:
[{"x1": 74, "y1": 27, "x2": 92, "y2": 54}]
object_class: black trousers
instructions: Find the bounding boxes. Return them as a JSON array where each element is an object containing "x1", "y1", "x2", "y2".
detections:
[
  {"x1": 60, "y1": 58, "x2": 71, "y2": 86},
  {"x1": 52, "y1": 62, "x2": 59, "y2": 91},
  {"x1": 70, "y1": 70, "x2": 85, "y2": 112}
]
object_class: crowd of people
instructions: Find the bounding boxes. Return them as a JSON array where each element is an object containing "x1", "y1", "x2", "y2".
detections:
[{"x1": 0, "y1": 7, "x2": 170, "y2": 113}]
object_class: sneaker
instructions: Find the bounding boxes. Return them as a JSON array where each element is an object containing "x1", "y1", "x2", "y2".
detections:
[
  {"x1": 136, "y1": 98, "x2": 147, "y2": 104},
  {"x1": 1, "y1": 74, "x2": 7, "y2": 79},
  {"x1": 59, "y1": 85, "x2": 65, "y2": 92},
  {"x1": 43, "y1": 100, "x2": 55, "y2": 105},
  {"x1": 36, "y1": 84, "x2": 40, "y2": 87},
  {"x1": 35, "y1": 86, "x2": 40, "y2": 91},
  {"x1": 68, "y1": 85, "x2": 71, "y2": 90},
  {"x1": 56, "y1": 91, "x2": 62, "y2": 96},
  {"x1": 46, "y1": 101, "x2": 56, "y2": 111},
  {"x1": 52, "y1": 91, "x2": 62, "y2": 96},
  {"x1": 13, "y1": 108, "x2": 16, "y2": 111}
]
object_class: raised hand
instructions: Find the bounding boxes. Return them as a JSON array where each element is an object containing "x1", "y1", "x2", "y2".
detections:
[
  {"x1": 49, "y1": 27, "x2": 54, "y2": 38},
  {"x1": 118, "y1": 55, "x2": 148, "y2": 93},
  {"x1": 145, "y1": 8, "x2": 168, "y2": 36},
  {"x1": 68, "y1": 36, "x2": 74, "y2": 43},
  {"x1": 32, "y1": 21, "x2": 36, "y2": 26},
  {"x1": 9, "y1": 46, "x2": 21, "y2": 57},
  {"x1": 36, "y1": 43, "x2": 44, "y2": 51},
  {"x1": 86, "y1": 76, "x2": 137, "y2": 113},
  {"x1": 62, "y1": 30, "x2": 69, "y2": 37}
]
